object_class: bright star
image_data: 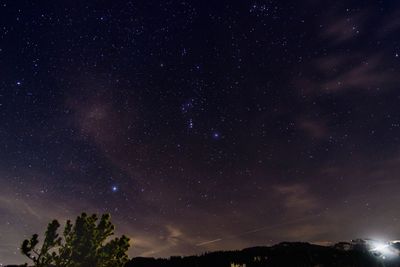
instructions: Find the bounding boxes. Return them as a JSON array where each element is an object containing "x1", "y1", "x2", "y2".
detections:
[
  {"x1": 111, "y1": 185, "x2": 118, "y2": 192},
  {"x1": 212, "y1": 132, "x2": 221, "y2": 139}
]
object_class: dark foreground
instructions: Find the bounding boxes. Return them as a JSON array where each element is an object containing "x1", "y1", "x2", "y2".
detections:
[
  {"x1": 7, "y1": 241, "x2": 400, "y2": 267},
  {"x1": 127, "y1": 242, "x2": 399, "y2": 267}
]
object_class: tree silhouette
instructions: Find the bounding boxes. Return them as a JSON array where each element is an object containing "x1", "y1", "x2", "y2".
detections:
[{"x1": 21, "y1": 213, "x2": 130, "y2": 267}]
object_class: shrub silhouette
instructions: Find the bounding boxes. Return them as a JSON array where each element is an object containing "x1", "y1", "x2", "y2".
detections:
[{"x1": 21, "y1": 213, "x2": 130, "y2": 267}]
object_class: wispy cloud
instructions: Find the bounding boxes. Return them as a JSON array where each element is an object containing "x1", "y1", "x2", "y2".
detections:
[
  {"x1": 297, "y1": 119, "x2": 328, "y2": 140},
  {"x1": 321, "y1": 15, "x2": 364, "y2": 44},
  {"x1": 273, "y1": 184, "x2": 319, "y2": 214}
]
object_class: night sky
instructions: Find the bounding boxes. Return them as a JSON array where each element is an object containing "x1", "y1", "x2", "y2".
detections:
[{"x1": 2, "y1": 0, "x2": 400, "y2": 265}]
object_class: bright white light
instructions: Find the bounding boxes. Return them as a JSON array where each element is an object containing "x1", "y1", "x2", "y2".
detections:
[
  {"x1": 370, "y1": 243, "x2": 389, "y2": 252},
  {"x1": 369, "y1": 241, "x2": 398, "y2": 259}
]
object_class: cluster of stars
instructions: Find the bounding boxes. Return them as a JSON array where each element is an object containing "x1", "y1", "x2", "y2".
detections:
[{"x1": 1, "y1": 0, "x2": 400, "y2": 264}]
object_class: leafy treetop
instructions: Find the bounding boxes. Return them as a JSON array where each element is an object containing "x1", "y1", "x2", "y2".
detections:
[{"x1": 21, "y1": 213, "x2": 130, "y2": 267}]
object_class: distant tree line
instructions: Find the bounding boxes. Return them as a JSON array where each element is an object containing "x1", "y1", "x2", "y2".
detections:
[{"x1": 126, "y1": 242, "x2": 391, "y2": 267}]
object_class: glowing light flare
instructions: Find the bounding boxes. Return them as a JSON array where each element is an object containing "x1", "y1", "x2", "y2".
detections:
[{"x1": 368, "y1": 240, "x2": 398, "y2": 259}]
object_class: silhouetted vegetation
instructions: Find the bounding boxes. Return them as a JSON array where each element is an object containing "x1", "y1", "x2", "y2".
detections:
[
  {"x1": 20, "y1": 213, "x2": 130, "y2": 267},
  {"x1": 126, "y1": 242, "x2": 398, "y2": 267},
  {"x1": 10, "y1": 216, "x2": 400, "y2": 267}
]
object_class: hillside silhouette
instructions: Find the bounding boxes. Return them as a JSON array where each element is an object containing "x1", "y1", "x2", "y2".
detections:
[
  {"x1": 125, "y1": 241, "x2": 400, "y2": 267},
  {"x1": 7, "y1": 213, "x2": 400, "y2": 267},
  {"x1": 6, "y1": 241, "x2": 400, "y2": 267}
]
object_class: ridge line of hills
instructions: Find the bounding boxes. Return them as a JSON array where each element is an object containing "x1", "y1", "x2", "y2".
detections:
[
  {"x1": 6, "y1": 240, "x2": 400, "y2": 267},
  {"x1": 126, "y1": 240, "x2": 400, "y2": 267}
]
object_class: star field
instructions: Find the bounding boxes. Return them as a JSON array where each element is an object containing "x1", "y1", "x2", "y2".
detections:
[{"x1": 1, "y1": 0, "x2": 400, "y2": 265}]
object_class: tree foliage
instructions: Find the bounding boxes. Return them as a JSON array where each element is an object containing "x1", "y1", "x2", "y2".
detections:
[{"x1": 21, "y1": 213, "x2": 130, "y2": 267}]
